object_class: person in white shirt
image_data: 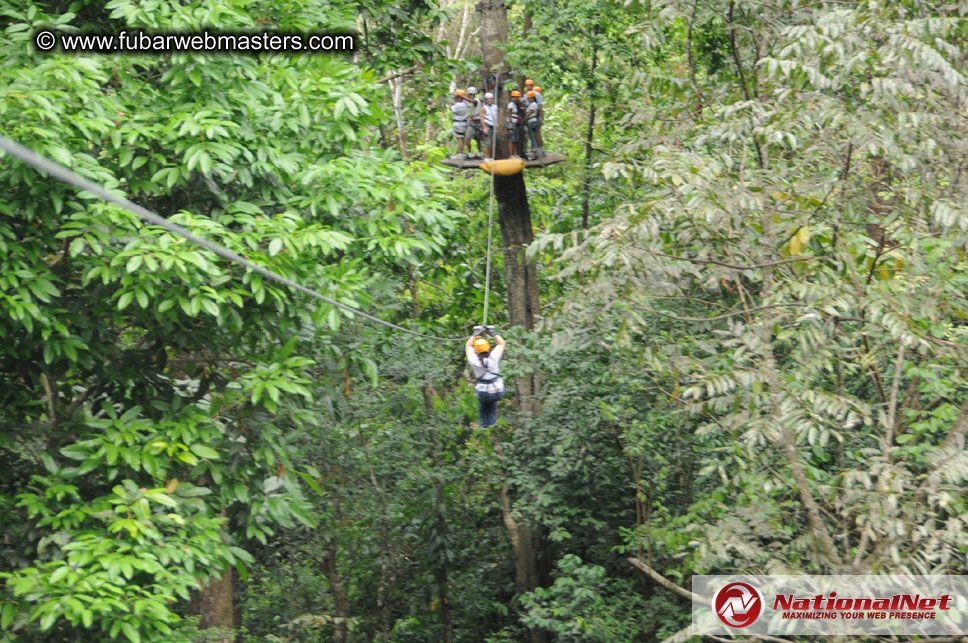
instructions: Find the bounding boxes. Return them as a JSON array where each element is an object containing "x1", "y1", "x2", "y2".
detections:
[
  {"x1": 451, "y1": 89, "x2": 469, "y2": 159},
  {"x1": 481, "y1": 92, "x2": 497, "y2": 162},
  {"x1": 464, "y1": 86, "x2": 483, "y2": 158},
  {"x1": 507, "y1": 91, "x2": 525, "y2": 159},
  {"x1": 466, "y1": 329, "x2": 506, "y2": 427}
]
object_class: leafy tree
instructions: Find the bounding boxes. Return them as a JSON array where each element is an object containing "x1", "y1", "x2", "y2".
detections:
[
  {"x1": 0, "y1": 0, "x2": 459, "y2": 639},
  {"x1": 532, "y1": 1, "x2": 968, "y2": 636}
]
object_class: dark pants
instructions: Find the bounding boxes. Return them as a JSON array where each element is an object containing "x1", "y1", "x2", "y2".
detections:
[
  {"x1": 477, "y1": 389, "x2": 504, "y2": 427},
  {"x1": 527, "y1": 120, "x2": 540, "y2": 153}
]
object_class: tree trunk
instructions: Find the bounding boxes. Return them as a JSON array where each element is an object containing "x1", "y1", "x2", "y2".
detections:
[
  {"x1": 321, "y1": 537, "x2": 351, "y2": 643},
  {"x1": 494, "y1": 172, "x2": 541, "y2": 415},
  {"x1": 582, "y1": 37, "x2": 599, "y2": 229},
  {"x1": 190, "y1": 509, "x2": 235, "y2": 642},
  {"x1": 478, "y1": 0, "x2": 510, "y2": 159},
  {"x1": 389, "y1": 75, "x2": 408, "y2": 159},
  {"x1": 320, "y1": 493, "x2": 352, "y2": 643},
  {"x1": 190, "y1": 569, "x2": 234, "y2": 641},
  {"x1": 423, "y1": 385, "x2": 454, "y2": 643},
  {"x1": 501, "y1": 486, "x2": 539, "y2": 596}
]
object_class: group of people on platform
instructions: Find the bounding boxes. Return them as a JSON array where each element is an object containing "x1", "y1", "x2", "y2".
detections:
[{"x1": 450, "y1": 78, "x2": 545, "y2": 161}]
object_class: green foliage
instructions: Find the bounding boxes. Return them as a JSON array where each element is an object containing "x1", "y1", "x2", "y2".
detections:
[
  {"x1": 520, "y1": 555, "x2": 651, "y2": 641},
  {"x1": 534, "y1": 0, "x2": 968, "y2": 592}
]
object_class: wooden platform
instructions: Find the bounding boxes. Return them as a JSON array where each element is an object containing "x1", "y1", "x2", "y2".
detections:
[{"x1": 439, "y1": 152, "x2": 566, "y2": 170}]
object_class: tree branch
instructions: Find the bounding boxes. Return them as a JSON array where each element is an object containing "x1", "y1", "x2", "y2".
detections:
[
  {"x1": 41, "y1": 373, "x2": 57, "y2": 428},
  {"x1": 777, "y1": 141, "x2": 853, "y2": 252},
  {"x1": 885, "y1": 340, "x2": 907, "y2": 457},
  {"x1": 376, "y1": 65, "x2": 419, "y2": 83},
  {"x1": 627, "y1": 557, "x2": 706, "y2": 602},
  {"x1": 648, "y1": 249, "x2": 822, "y2": 271},
  {"x1": 65, "y1": 384, "x2": 99, "y2": 418},
  {"x1": 728, "y1": 0, "x2": 764, "y2": 169},
  {"x1": 706, "y1": 635, "x2": 796, "y2": 643},
  {"x1": 640, "y1": 302, "x2": 804, "y2": 323}
]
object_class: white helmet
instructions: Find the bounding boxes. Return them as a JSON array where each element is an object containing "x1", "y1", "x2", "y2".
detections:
[
  {"x1": 484, "y1": 92, "x2": 494, "y2": 99},
  {"x1": 466, "y1": 86, "x2": 477, "y2": 95}
]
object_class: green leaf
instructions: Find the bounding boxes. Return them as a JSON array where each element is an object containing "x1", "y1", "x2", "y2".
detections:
[
  {"x1": 49, "y1": 565, "x2": 69, "y2": 584},
  {"x1": 60, "y1": 444, "x2": 90, "y2": 460},
  {"x1": 121, "y1": 621, "x2": 141, "y2": 643},
  {"x1": 200, "y1": 297, "x2": 219, "y2": 317},
  {"x1": 277, "y1": 335, "x2": 299, "y2": 360},
  {"x1": 190, "y1": 444, "x2": 219, "y2": 460},
  {"x1": 2, "y1": 602, "x2": 16, "y2": 629},
  {"x1": 145, "y1": 492, "x2": 177, "y2": 507},
  {"x1": 69, "y1": 237, "x2": 85, "y2": 256},
  {"x1": 175, "y1": 451, "x2": 198, "y2": 466}
]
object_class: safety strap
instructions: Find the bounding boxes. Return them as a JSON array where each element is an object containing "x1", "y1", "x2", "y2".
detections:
[{"x1": 475, "y1": 355, "x2": 499, "y2": 383}]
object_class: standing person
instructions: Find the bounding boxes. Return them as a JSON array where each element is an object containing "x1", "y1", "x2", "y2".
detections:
[
  {"x1": 524, "y1": 91, "x2": 542, "y2": 160},
  {"x1": 464, "y1": 87, "x2": 483, "y2": 159},
  {"x1": 466, "y1": 328, "x2": 506, "y2": 428},
  {"x1": 525, "y1": 80, "x2": 546, "y2": 158},
  {"x1": 481, "y1": 92, "x2": 497, "y2": 162},
  {"x1": 507, "y1": 90, "x2": 525, "y2": 159},
  {"x1": 451, "y1": 89, "x2": 468, "y2": 159}
]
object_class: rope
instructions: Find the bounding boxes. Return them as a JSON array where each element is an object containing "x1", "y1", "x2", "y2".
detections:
[
  {"x1": 0, "y1": 134, "x2": 466, "y2": 342},
  {"x1": 482, "y1": 72, "x2": 499, "y2": 328}
]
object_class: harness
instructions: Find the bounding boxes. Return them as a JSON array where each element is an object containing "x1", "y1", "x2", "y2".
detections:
[
  {"x1": 524, "y1": 102, "x2": 539, "y2": 124},
  {"x1": 475, "y1": 354, "x2": 499, "y2": 384},
  {"x1": 468, "y1": 100, "x2": 482, "y2": 123},
  {"x1": 507, "y1": 102, "x2": 521, "y2": 126}
]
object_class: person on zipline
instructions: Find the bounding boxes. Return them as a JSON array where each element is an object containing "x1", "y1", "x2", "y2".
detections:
[
  {"x1": 451, "y1": 89, "x2": 469, "y2": 159},
  {"x1": 466, "y1": 327, "x2": 505, "y2": 428}
]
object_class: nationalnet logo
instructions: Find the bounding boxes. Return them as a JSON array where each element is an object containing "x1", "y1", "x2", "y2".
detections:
[
  {"x1": 714, "y1": 582, "x2": 764, "y2": 628},
  {"x1": 694, "y1": 575, "x2": 968, "y2": 636}
]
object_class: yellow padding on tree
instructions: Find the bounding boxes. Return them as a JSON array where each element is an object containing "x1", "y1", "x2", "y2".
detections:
[{"x1": 479, "y1": 158, "x2": 525, "y2": 176}]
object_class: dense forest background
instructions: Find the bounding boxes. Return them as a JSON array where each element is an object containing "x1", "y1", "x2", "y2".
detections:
[{"x1": 1, "y1": 0, "x2": 967, "y2": 640}]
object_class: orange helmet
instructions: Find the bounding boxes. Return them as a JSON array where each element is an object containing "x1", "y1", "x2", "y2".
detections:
[
  {"x1": 525, "y1": 78, "x2": 535, "y2": 86},
  {"x1": 535, "y1": 86, "x2": 543, "y2": 93},
  {"x1": 454, "y1": 89, "x2": 466, "y2": 97},
  {"x1": 473, "y1": 337, "x2": 491, "y2": 353},
  {"x1": 510, "y1": 90, "x2": 521, "y2": 97},
  {"x1": 526, "y1": 90, "x2": 535, "y2": 98}
]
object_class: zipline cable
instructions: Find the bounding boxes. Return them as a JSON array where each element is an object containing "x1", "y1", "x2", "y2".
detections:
[{"x1": 0, "y1": 134, "x2": 466, "y2": 342}]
